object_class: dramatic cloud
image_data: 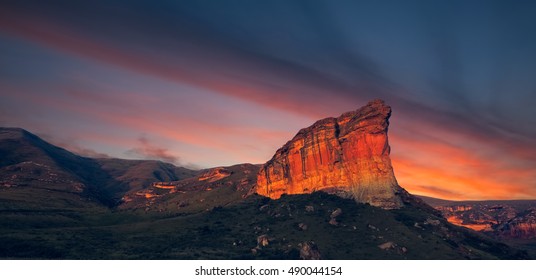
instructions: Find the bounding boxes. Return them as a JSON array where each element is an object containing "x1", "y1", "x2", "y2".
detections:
[{"x1": 1, "y1": 0, "x2": 535, "y2": 199}]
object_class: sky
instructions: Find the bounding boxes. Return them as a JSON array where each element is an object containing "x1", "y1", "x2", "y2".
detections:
[{"x1": 1, "y1": 0, "x2": 535, "y2": 200}]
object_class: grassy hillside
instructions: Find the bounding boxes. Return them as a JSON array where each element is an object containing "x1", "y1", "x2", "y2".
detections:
[
  {"x1": 0, "y1": 128, "x2": 198, "y2": 209},
  {"x1": 0, "y1": 192, "x2": 527, "y2": 259},
  {"x1": 96, "y1": 158, "x2": 198, "y2": 192}
]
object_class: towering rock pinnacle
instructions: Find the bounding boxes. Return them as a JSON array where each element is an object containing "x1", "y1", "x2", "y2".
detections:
[{"x1": 255, "y1": 99, "x2": 404, "y2": 209}]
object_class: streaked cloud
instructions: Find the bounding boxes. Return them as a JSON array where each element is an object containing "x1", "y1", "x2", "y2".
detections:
[{"x1": 1, "y1": 0, "x2": 535, "y2": 200}]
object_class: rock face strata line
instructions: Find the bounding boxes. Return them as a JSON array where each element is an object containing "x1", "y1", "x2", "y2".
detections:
[{"x1": 255, "y1": 99, "x2": 404, "y2": 209}]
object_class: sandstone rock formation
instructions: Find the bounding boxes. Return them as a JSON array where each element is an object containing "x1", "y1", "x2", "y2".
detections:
[
  {"x1": 198, "y1": 167, "x2": 232, "y2": 182},
  {"x1": 256, "y1": 99, "x2": 403, "y2": 209}
]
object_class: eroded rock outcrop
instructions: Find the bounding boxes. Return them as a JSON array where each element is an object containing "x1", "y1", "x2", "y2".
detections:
[
  {"x1": 198, "y1": 167, "x2": 232, "y2": 182},
  {"x1": 496, "y1": 208, "x2": 536, "y2": 239},
  {"x1": 255, "y1": 99, "x2": 403, "y2": 209}
]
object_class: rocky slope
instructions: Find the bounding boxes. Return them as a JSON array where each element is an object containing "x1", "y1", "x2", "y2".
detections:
[
  {"x1": 1, "y1": 191, "x2": 528, "y2": 259},
  {"x1": 119, "y1": 164, "x2": 259, "y2": 213},
  {"x1": 96, "y1": 158, "x2": 197, "y2": 193},
  {"x1": 256, "y1": 100, "x2": 403, "y2": 209}
]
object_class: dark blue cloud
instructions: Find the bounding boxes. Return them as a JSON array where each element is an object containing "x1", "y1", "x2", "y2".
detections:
[{"x1": 2, "y1": 0, "x2": 535, "y2": 134}]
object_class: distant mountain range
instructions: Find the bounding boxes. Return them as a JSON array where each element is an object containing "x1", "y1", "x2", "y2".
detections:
[
  {"x1": 0, "y1": 127, "x2": 197, "y2": 209},
  {"x1": 1, "y1": 101, "x2": 535, "y2": 259},
  {"x1": 419, "y1": 196, "x2": 536, "y2": 239}
]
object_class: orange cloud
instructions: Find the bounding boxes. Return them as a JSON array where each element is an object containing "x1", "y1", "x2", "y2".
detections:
[{"x1": 390, "y1": 131, "x2": 536, "y2": 200}]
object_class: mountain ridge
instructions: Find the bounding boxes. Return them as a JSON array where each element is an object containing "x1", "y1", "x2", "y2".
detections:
[
  {"x1": 1, "y1": 107, "x2": 534, "y2": 259},
  {"x1": 0, "y1": 127, "x2": 198, "y2": 208}
]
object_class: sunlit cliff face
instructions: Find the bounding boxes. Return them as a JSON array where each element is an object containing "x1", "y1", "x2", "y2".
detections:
[{"x1": 256, "y1": 100, "x2": 403, "y2": 209}]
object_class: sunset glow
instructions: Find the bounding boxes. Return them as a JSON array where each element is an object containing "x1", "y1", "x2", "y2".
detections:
[{"x1": 1, "y1": 1, "x2": 535, "y2": 200}]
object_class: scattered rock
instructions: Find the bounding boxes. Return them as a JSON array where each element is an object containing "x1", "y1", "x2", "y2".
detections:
[
  {"x1": 257, "y1": 235, "x2": 269, "y2": 247},
  {"x1": 330, "y1": 208, "x2": 342, "y2": 218},
  {"x1": 329, "y1": 218, "x2": 339, "y2": 226},
  {"x1": 368, "y1": 224, "x2": 378, "y2": 231},
  {"x1": 329, "y1": 208, "x2": 342, "y2": 226},
  {"x1": 259, "y1": 204, "x2": 269, "y2": 211},
  {"x1": 425, "y1": 218, "x2": 441, "y2": 226},
  {"x1": 378, "y1": 241, "x2": 396, "y2": 250},
  {"x1": 299, "y1": 241, "x2": 322, "y2": 260},
  {"x1": 378, "y1": 242, "x2": 408, "y2": 254},
  {"x1": 305, "y1": 205, "x2": 314, "y2": 212},
  {"x1": 298, "y1": 223, "x2": 308, "y2": 231}
]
